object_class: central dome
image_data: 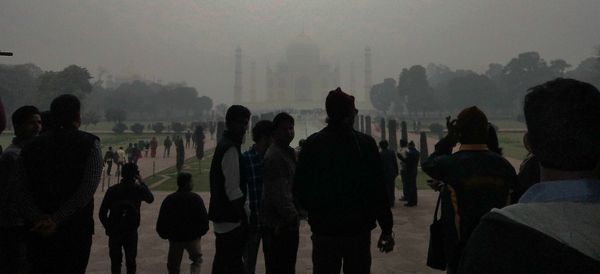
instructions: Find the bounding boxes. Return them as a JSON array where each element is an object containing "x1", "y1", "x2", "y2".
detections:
[{"x1": 286, "y1": 32, "x2": 320, "y2": 65}]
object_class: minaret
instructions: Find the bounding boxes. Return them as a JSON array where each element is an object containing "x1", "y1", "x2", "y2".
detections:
[
  {"x1": 234, "y1": 46, "x2": 242, "y2": 104},
  {"x1": 350, "y1": 62, "x2": 356, "y2": 95},
  {"x1": 249, "y1": 61, "x2": 256, "y2": 102},
  {"x1": 266, "y1": 63, "x2": 274, "y2": 101},
  {"x1": 364, "y1": 46, "x2": 372, "y2": 102}
]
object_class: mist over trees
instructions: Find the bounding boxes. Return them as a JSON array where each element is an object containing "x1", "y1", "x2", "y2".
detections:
[
  {"x1": 370, "y1": 50, "x2": 600, "y2": 117},
  {"x1": 0, "y1": 63, "x2": 214, "y2": 126}
]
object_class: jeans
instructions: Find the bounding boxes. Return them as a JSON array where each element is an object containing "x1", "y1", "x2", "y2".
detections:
[
  {"x1": 243, "y1": 228, "x2": 264, "y2": 274},
  {"x1": 312, "y1": 231, "x2": 371, "y2": 274},
  {"x1": 263, "y1": 226, "x2": 299, "y2": 274},
  {"x1": 0, "y1": 226, "x2": 28, "y2": 274},
  {"x1": 109, "y1": 231, "x2": 138, "y2": 274},
  {"x1": 168, "y1": 238, "x2": 202, "y2": 274},
  {"x1": 212, "y1": 226, "x2": 247, "y2": 274}
]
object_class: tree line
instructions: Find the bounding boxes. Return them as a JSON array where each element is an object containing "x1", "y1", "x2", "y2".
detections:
[{"x1": 370, "y1": 50, "x2": 600, "y2": 117}]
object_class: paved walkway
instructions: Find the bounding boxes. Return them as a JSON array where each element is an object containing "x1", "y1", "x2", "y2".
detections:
[{"x1": 88, "y1": 189, "x2": 444, "y2": 274}]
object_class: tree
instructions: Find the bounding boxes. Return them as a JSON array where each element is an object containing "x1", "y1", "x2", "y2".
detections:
[
  {"x1": 130, "y1": 123, "x2": 145, "y2": 134},
  {"x1": 112, "y1": 122, "x2": 127, "y2": 134},
  {"x1": 369, "y1": 78, "x2": 396, "y2": 113},
  {"x1": 549, "y1": 59, "x2": 571, "y2": 76},
  {"x1": 105, "y1": 107, "x2": 127, "y2": 123},
  {"x1": 152, "y1": 122, "x2": 165, "y2": 133},
  {"x1": 37, "y1": 65, "x2": 92, "y2": 107},
  {"x1": 81, "y1": 111, "x2": 100, "y2": 129},
  {"x1": 398, "y1": 65, "x2": 436, "y2": 115},
  {"x1": 194, "y1": 96, "x2": 213, "y2": 118},
  {"x1": 171, "y1": 122, "x2": 186, "y2": 133},
  {"x1": 445, "y1": 73, "x2": 498, "y2": 110},
  {"x1": 566, "y1": 57, "x2": 600, "y2": 88}
]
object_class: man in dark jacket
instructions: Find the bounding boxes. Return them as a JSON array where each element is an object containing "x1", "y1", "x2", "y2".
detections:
[
  {"x1": 208, "y1": 105, "x2": 251, "y2": 274},
  {"x1": 157, "y1": 172, "x2": 209, "y2": 274},
  {"x1": 459, "y1": 78, "x2": 600, "y2": 274},
  {"x1": 422, "y1": 106, "x2": 517, "y2": 273},
  {"x1": 398, "y1": 141, "x2": 420, "y2": 207},
  {"x1": 99, "y1": 163, "x2": 154, "y2": 274},
  {"x1": 20, "y1": 94, "x2": 103, "y2": 274},
  {"x1": 379, "y1": 140, "x2": 398, "y2": 207},
  {"x1": 294, "y1": 88, "x2": 394, "y2": 274},
  {"x1": 262, "y1": 112, "x2": 299, "y2": 274}
]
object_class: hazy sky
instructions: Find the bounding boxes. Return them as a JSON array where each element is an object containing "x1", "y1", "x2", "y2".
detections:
[{"x1": 2, "y1": 0, "x2": 599, "y2": 103}]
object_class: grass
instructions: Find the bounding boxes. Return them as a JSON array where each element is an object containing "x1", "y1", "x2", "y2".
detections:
[
  {"x1": 497, "y1": 132, "x2": 528, "y2": 160},
  {"x1": 146, "y1": 151, "x2": 215, "y2": 192}
]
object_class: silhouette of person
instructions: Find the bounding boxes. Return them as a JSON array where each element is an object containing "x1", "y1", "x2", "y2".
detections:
[
  {"x1": 379, "y1": 140, "x2": 399, "y2": 207},
  {"x1": 99, "y1": 163, "x2": 154, "y2": 274},
  {"x1": 157, "y1": 172, "x2": 208, "y2": 274},
  {"x1": 398, "y1": 141, "x2": 420, "y2": 207},
  {"x1": 185, "y1": 130, "x2": 192, "y2": 148},
  {"x1": 150, "y1": 137, "x2": 158, "y2": 158},
  {"x1": 20, "y1": 94, "x2": 102, "y2": 274},
  {"x1": 194, "y1": 126, "x2": 205, "y2": 174},
  {"x1": 175, "y1": 137, "x2": 185, "y2": 172},
  {"x1": 208, "y1": 105, "x2": 251, "y2": 274},
  {"x1": 104, "y1": 146, "x2": 115, "y2": 176},
  {"x1": 164, "y1": 136, "x2": 172, "y2": 158}
]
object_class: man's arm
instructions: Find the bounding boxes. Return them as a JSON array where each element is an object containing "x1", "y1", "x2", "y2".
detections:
[
  {"x1": 156, "y1": 197, "x2": 172, "y2": 239},
  {"x1": 52, "y1": 140, "x2": 102, "y2": 224},
  {"x1": 221, "y1": 147, "x2": 245, "y2": 220},
  {"x1": 263, "y1": 154, "x2": 298, "y2": 225},
  {"x1": 138, "y1": 182, "x2": 154, "y2": 204},
  {"x1": 421, "y1": 136, "x2": 455, "y2": 180},
  {"x1": 98, "y1": 188, "x2": 112, "y2": 230}
]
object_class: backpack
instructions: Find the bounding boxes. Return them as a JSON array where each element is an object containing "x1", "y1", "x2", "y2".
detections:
[{"x1": 108, "y1": 199, "x2": 140, "y2": 234}]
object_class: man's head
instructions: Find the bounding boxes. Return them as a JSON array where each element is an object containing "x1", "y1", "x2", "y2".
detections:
[
  {"x1": 272, "y1": 112, "x2": 295, "y2": 146},
  {"x1": 408, "y1": 141, "x2": 416, "y2": 149},
  {"x1": 108, "y1": 146, "x2": 113, "y2": 151},
  {"x1": 252, "y1": 120, "x2": 274, "y2": 144},
  {"x1": 12, "y1": 105, "x2": 42, "y2": 140},
  {"x1": 326, "y1": 87, "x2": 357, "y2": 126},
  {"x1": 50, "y1": 94, "x2": 81, "y2": 128},
  {"x1": 455, "y1": 106, "x2": 488, "y2": 145},
  {"x1": 379, "y1": 140, "x2": 389, "y2": 150},
  {"x1": 225, "y1": 105, "x2": 251, "y2": 135},
  {"x1": 177, "y1": 172, "x2": 193, "y2": 191},
  {"x1": 524, "y1": 78, "x2": 600, "y2": 171},
  {"x1": 121, "y1": 163, "x2": 139, "y2": 181},
  {"x1": 119, "y1": 146, "x2": 123, "y2": 150}
]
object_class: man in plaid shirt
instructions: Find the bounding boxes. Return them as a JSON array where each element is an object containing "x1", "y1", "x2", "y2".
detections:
[{"x1": 241, "y1": 120, "x2": 274, "y2": 274}]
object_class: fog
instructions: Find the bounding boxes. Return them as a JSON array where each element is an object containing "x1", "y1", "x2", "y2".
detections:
[{"x1": 2, "y1": 0, "x2": 599, "y2": 104}]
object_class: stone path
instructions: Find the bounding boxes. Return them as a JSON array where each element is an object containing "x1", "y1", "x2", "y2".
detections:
[{"x1": 88, "y1": 190, "x2": 444, "y2": 274}]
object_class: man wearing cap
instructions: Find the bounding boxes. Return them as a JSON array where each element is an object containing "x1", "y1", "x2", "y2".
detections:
[
  {"x1": 294, "y1": 87, "x2": 394, "y2": 274},
  {"x1": 422, "y1": 106, "x2": 517, "y2": 273}
]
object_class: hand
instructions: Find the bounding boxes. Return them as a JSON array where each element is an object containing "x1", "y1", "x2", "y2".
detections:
[
  {"x1": 31, "y1": 215, "x2": 57, "y2": 237},
  {"x1": 377, "y1": 232, "x2": 395, "y2": 253},
  {"x1": 445, "y1": 116, "x2": 458, "y2": 143}
]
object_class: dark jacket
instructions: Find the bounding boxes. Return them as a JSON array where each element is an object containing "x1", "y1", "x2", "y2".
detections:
[
  {"x1": 208, "y1": 130, "x2": 246, "y2": 223},
  {"x1": 99, "y1": 180, "x2": 154, "y2": 236},
  {"x1": 261, "y1": 144, "x2": 298, "y2": 229},
  {"x1": 459, "y1": 203, "x2": 600, "y2": 274},
  {"x1": 399, "y1": 147, "x2": 420, "y2": 175},
  {"x1": 156, "y1": 191, "x2": 209, "y2": 242},
  {"x1": 294, "y1": 124, "x2": 393, "y2": 236},
  {"x1": 422, "y1": 136, "x2": 517, "y2": 271},
  {"x1": 21, "y1": 128, "x2": 99, "y2": 233},
  {"x1": 379, "y1": 148, "x2": 398, "y2": 181}
]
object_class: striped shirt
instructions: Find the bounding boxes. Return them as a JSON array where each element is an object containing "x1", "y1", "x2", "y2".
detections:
[{"x1": 241, "y1": 146, "x2": 265, "y2": 230}]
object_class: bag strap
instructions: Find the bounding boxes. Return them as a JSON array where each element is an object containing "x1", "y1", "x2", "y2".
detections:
[{"x1": 433, "y1": 192, "x2": 442, "y2": 222}]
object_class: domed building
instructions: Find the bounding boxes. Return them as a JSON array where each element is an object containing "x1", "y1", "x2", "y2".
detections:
[{"x1": 265, "y1": 32, "x2": 340, "y2": 109}]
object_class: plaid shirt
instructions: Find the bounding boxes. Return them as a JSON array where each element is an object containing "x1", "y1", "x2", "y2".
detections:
[{"x1": 242, "y1": 146, "x2": 264, "y2": 230}]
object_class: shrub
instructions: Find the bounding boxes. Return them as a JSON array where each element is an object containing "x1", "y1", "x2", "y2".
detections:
[
  {"x1": 171, "y1": 122, "x2": 186, "y2": 133},
  {"x1": 152, "y1": 122, "x2": 165, "y2": 134},
  {"x1": 130, "y1": 123, "x2": 145, "y2": 134},
  {"x1": 112, "y1": 122, "x2": 128, "y2": 134}
]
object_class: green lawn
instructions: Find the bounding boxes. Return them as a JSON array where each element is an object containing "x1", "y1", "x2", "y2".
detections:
[
  {"x1": 146, "y1": 151, "x2": 214, "y2": 192},
  {"x1": 497, "y1": 132, "x2": 528, "y2": 160}
]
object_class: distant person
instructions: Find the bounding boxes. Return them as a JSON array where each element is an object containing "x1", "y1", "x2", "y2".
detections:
[
  {"x1": 0, "y1": 106, "x2": 42, "y2": 274},
  {"x1": 99, "y1": 163, "x2": 154, "y2": 274},
  {"x1": 422, "y1": 107, "x2": 517, "y2": 273},
  {"x1": 397, "y1": 139, "x2": 409, "y2": 201},
  {"x1": 20, "y1": 94, "x2": 102, "y2": 274},
  {"x1": 126, "y1": 143, "x2": 134, "y2": 163},
  {"x1": 132, "y1": 143, "x2": 141, "y2": 164},
  {"x1": 241, "y1": 120, "x2": 273, "y2": 274},
  {"x1": 150, "y1": 136, "x2": 158, "y2": 158},
  {"x1": 294, "y1": 88, "x2": 394, "y2": 274},
  {"x1": 185, "y1": 130, "x2": 192, "y2": 148},
  {"x1": 144, "y1": 140, "x2": 150, "y2": 158},
  {"x1": 194, "y1": 126, "x2": 205, "y2": 173},
  {"x1": 115, "y1": 146, "x2": 127, "y2": 177},
  {"x1": 208, "y1": 105, "x2": 251, "y2": 274},
  {"x1": 379, "y1": 140, "x2": 399, "y2": 207},
  {"x1": 261, "y1": 113, "x2": 299, "y2": 274},
  {"x1": 398, "y1": 141, "x2": 420, "y2": 207},
  {"x1": 459, "y1": 79, "x2": 600, "y2": 273},
  {"x1": 156, "y1": 172, "x2": 209, "y2": 274},
  {"x1": 175, "y1": 136, "x2": 185, "y2": 172},
  {"x1": 104, "y1": 146, "x2": 115, "y2": 176},
  {"x1": 164, "y1": 136, "x2": 172, "y2": 158}
]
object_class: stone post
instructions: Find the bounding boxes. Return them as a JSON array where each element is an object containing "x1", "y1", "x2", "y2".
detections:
[
  {"x1": 365, "y1": 116, "x2": 372, "y2": 136},
  {"x1": 380, "y1": 117, "x2": 386, "y2": 141},
  {"x1": 401, "y1": 121, "x2": 408, "y2": 143},
  {"x1": 420, "y1": 131, "x2": 429, "y2": 164},
  {"x1": 388, "y1": 119, "x2": 398, "y2": 151}
]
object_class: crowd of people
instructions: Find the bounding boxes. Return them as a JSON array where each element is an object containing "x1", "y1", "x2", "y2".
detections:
[{"x1": 0, "y1": 77, "x2": 599, "y2": 274}]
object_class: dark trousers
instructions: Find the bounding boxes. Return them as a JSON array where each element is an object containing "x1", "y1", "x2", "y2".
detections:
[
  {"x1": 263, "y1": 227, "x2": 299, "y2": 274},
  {"x1": 109, "y1": 231, "x2": 138, "y2": 274},
  {"x1": 28, "y1": 227, "x2": 92, "y2": 274},
  {"x1": 243, "y1": 228, "x2": 265, "y2": 274},
  {"x1": 0, "y1": 226, "x2": 28, "y2": 274},
  {"x1": 106, "y1": 161, "x2": 113, "y2": 175},
  {"x1": 212, "y1": 226, "x2": 247, "y2": 274},
  {"x1": 312, "y1": 231, "x2": 372, "y2": 274},
  {"x1": 405, "y1": 171, "x2": 418, "y2": 205}
]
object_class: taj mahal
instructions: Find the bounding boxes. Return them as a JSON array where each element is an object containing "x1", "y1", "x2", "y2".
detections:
[{"x1": 234, "y1": 32, "x2": 373, "y2": 111}]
